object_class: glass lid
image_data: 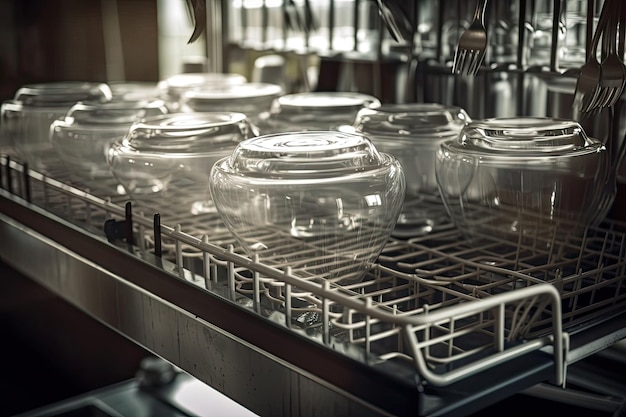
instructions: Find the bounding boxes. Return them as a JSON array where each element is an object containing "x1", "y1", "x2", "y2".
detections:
[
  {"x1": 158, "y1": 72, "x2": 247, "y2": 90},
  {"x1": 446, "y1": 117, "x2": 605, "y2": 157},
  {"x1": 273, "y1": 92, "x2": 381, "y2": 113},
  {"x1": 183, "y1": 82, "x2": 284, "y2": 103},
  {"x1": 123, "y1": 112, "x2": 252, "y2": 153},
  {"x1": 62, "y1": 99, "x2": 169, "y2": 126},
  {"x1": 224, "y1": 131, "x2": 389, "y2": 179},
  {"x1": 354, "y1": 103, "x2": 471, "y2": 138},
  {"x1": 13, "y1": 82, "x2": 113, "y2": 106}
]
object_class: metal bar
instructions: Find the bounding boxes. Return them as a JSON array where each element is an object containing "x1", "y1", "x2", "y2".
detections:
[
  {"x1": 550, "y1": 0, "x2": 562, "y2": 72},
  {"x1": 329, "y1": 0, "x2": 335, "y2": 51},
  {"x1": 436, "y1": 0, "x2": 445, "y2": 63},
  {"x1": 586, "y1": 0, "x2": 595, "y2": 60},
  {"x1": 516, "y1": 0, "x2": 527, "y2": 114},
  {"x1": 262, "y1": 0, "x2": 268, "y2": 45},
  {"x1": 353, "y1": 0, "x2": 359, "y2": 52}
]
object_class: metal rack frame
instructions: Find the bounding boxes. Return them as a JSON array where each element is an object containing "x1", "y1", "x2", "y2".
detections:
[{"x1": 1, "y1": 154, "x2": 625, "y2": 416}]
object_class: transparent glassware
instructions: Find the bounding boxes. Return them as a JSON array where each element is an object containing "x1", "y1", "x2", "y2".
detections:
[
  {"x1": 436, "y1": 117, "x2": 608, "y2": 243},
  {"x1": 255, "y1": 91, "x2": 381, "y2": 135},
  {"x1": 209, "y1": 131, "x2": 406, "y2": 284},
  {"x1": 108, "y1": 112, "x2": 255, "y2": 215},
  {"x1": 180, "y1": 82, "x2": 284, "y2": 124},
  {"x1": 157, "y1": 72, "x2": 248, "y2": 111},
  {"x1": 1, "y1": 82, "x2": 113, "y2": 172},
  {"x1": 50, "y1": 99, "x2": 169, "y2": 180},
  {"x1": 353, "y1": 103, "x2": 471, "y2": 237}
]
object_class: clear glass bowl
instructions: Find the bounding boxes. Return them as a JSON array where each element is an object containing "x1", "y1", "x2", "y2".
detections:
[
  {"x1": 180, "y1": 82, "x2": 284, "y2": 123},
  {"x1": 157, "y1": 72, "x2": 248, "y2": 111},
  {"x1": 255, "y1": 91, "x2": 381, "y2": 134},
  {"x1": 436, "y1": 117, "x2": 608, "y2": 242},
  {"x1": 209, "y1": 131, "x2": 406, "y2": 284},
  {"x1": 353, "y1": 103, "x2": 471, "y2": 237},
  {"x1": 1, "y1": 81, "x2": 113, "y2": 172},
  {"x1": 107, "y1": 112, "x2": 255, "y2": 214},
  {"x1": 50, "y1": 99, "x2": 169, "y2": 180}
]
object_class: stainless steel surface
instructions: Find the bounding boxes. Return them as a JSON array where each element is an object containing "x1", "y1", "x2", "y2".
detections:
[{"x1": 16, "y1": 360, "x2": 259, "y2": 417}]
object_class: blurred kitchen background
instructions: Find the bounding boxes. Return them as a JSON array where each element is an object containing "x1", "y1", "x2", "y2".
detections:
[{"x1": 0, "y1": 0, "x2": 615, "y2": 124}]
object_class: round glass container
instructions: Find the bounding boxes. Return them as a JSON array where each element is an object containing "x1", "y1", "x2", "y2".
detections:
[
  {"x1": 353, "y1": 103, "x2": 471, "y2": 237},
  {"x1": 209, "y1": 131, "x2": 406, "y2": 284},
  {"x1": 181, "y1": 82, "x2": 284, "y2": 123},
  {"x1": 50, "y1": 99, "x2": 169, "y2": 180},
  {"x1": 1, "y1": 81, "x2": 113, "y2": 172},
  {"x1": 108, "y1": 112, "x2": 255, "y2": 214},
  {"x1": 157, "y1": 72, "x2": 248, "y2": 111},
  {"x1": 256, "y1": 92, "x2": 381, "y2": 134},
  {"x1": 436, "y1": 117, "x2": 608, "y2": 242}
]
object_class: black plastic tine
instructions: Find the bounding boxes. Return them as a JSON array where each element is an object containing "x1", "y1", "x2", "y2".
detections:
[
  {"x1": 125, "y1": 201, "x2": 134, "y2": 245},
  {"x1": 23, "y1": 162, "x2": 31, "y2": 203},
  {"x1": 5, "y1": 155, "x2": 12, "y2": 195},
  {"x1": 153, "y1": 213, "x2": 162, "y2": 258}
]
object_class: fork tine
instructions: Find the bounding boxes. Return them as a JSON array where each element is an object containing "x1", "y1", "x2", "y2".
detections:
[
  {"x1": 585, "y1": 85, "x2": 606, "y2": 112},
  {"x1": 595, "y1": 88, "x2": 611, "y2": 109},
  {"x1": 581, "y1": 89, "x2": 598, "y2": 114},
  {"x1": 460, "y1": 52, "x2": 470, "y2": 75},
  {"x1": 605, "y1": 87, "x2": 623, "y2": 107},
  {"x1": 602, "y1": 89, "x2": 618, "y2": 108},
  {"x1": 468, "y1": 51, "x2": 485, "y2": 76},
  {"x1": 461, "y1": 50, "x2": 473, "y2": 75},
  {"x1": 579, "y1": 90, "x2": 596, "y2": 113},
  {"x1": 452, "y1": 49, "x2": 466, "y2": 74},
  {"x1": 452, "y1": 49, "x2": 461, "y2": 73}
]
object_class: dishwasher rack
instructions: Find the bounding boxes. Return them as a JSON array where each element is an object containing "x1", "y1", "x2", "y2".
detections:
[{"x1": 2, "y1": 153, "x2": 626, "y2": 404}]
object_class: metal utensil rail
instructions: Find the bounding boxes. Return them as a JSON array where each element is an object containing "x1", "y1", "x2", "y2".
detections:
[{"x1": 2, "y1": 155, "x2": 626, "y2": 392}]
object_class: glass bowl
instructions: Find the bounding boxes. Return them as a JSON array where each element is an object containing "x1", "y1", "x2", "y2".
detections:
[
  {"x1": 352, "y1": 103, "x2": 471, "y2": 237},
  {"x1": 157, "y1": 72, "x2": 248, "y2": 111},
  {"x1": 209, "y1": 131, "x2": 406, "y2": 284},
  {"x1": 436, "y1": 117, "x2": 608, "y2": 242},
  {"x1": 1, "y1": 81, "x2": 113, "y2": 172},
  {"x1": 107, "y1": 112, "x2": 255, "y2": 214},
  {"x1": 50, "y1": 99, "x2": 169, "y2": 180},
  {"x1": 255, "y1": 92, "x2": 381, "y2": 134},
  {"x1": 180, "y1": 82, "x2": 284, "y2": 123}
]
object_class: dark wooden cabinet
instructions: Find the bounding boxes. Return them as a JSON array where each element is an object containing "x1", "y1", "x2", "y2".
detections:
[{"x1": 0, "y1": 0, "x2": 159, "y2": 102}]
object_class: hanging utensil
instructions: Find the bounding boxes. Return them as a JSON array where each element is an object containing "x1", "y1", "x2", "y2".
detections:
[
  {"x1": 452, "y1": 0, "x2": 489, "y2": 76},
  {"x1": 375, "y1": 0, "x2": 413, "y2": 43},
  {"x1": 185, "y1": 0, "x2": 206, "y2": 44}
]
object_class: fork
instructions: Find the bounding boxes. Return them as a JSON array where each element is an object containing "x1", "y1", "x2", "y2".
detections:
[
  {"x1": 585, "y1": 0, "x2": 625, "y2": 113},
  {"x1": 573, "y1": 0, "x2": 611, "y2": 115},
  {"x1": 452, "y1": 0, "x2": 488, "y2": 76},
  {"x1": 593, "y1": 103, "x2": 626, "y2": 226}
]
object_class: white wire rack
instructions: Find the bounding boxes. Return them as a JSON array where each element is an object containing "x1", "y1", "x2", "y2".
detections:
[{"x1": 3, "y1": 154, "x2": 626, "y2": 389}]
